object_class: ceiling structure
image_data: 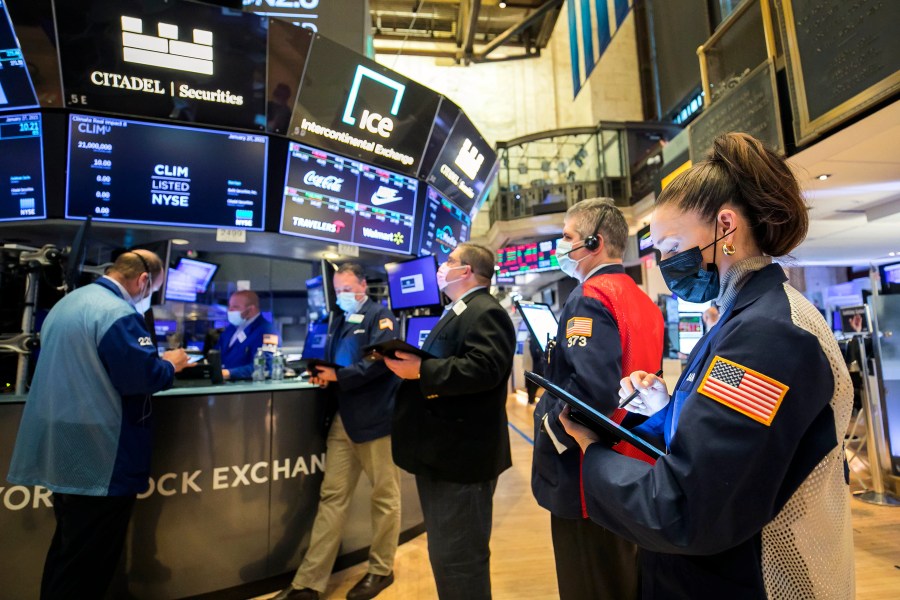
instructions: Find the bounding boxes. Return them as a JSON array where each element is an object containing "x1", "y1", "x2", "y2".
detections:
[
  {"x1": 370, "y1": 0, "x2": 563, "y2": 64},
  {"x1": 787, "y1": 99, "x2": 900, "y2": 266}
]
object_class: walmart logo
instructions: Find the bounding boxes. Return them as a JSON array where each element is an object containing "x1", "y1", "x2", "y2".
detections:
[{"x1": 361, "y1": 227, "x2": 405, "y2": 246}]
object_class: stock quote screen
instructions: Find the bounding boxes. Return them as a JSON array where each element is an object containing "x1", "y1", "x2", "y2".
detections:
[
  {"x1": 496, "y1": 239, "x2": 559, "y2": 276},
  {"x1": 0, "y1": 112, "x2": 45, "y2": 221}
]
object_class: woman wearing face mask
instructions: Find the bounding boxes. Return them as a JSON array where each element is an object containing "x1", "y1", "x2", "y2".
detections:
[{"x1": 560, "y1": 133, "x2": 854, "y2": 599}]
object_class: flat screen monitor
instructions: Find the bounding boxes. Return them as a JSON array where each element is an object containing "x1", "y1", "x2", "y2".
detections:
[
  {"x1": 264, "y1": 19, "x2": 313, "y2": 135},
  {"x1": 637, "y1": 224, "x2": 655, "y2": 258},
  {"x1": 405, "y1": 316, "x2": 440, "y2": 349},
  {"x1": 280, "y1": 141, "x2": 417, "y2": 254},
  {"x1": 496, "y1": 239, "x2": 559, "y2": 276},
  {"x1": 305, "y1": 274, "x2": 330, "y2": 322},
  {"x1": 880, "y1": 262, "x2": 900, "y2": 293},
  {"x1": 66, "y1": 114, "x2": 267, "y2": 229},
  {"x1": 0, "y1": 112, "x2": 45, "y2": 221},
  {"x1": 164, "y1": 258, "x2": 218, "y2": 303},
  {"x1": 838, "y1": 305, "x2": 869, "y2": 334},
  {"x1": 54, "y1": 0, "x2": 267, "y2": 130},
  {"x1": 678, "y1": 313, "x2": 703, "y2": 354},
  {"x1": 0, "y1": 0, "x2": 38, "y2": 112},
  {"x1": 385, "y1": 255, "x2": 441, "y2": 310},
  {"x1": 417, "y1": 186, "x2": 471, "y2": 264},
  {"x1": 425, "y1": 112, "x2": 497, "y2": 214},
  {"x1": 301, "y1": 320, "x2": 328, "y2": 360},
  {"x1": 288, "y1": 34, "x2": 440, "y2": 176},
  {"x1": 516, "y1": 300, "x2": 559, "y2": 352}
]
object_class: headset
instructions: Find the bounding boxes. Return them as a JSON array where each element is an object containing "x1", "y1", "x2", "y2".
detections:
[{"x1": 582, "y1": 206, "x2": 608, "y2": 251}]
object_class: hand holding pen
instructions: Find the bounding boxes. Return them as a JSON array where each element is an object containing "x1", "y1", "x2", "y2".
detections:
[{"x1": 618, "y1": 369, "x2": 667, "y2": 415}]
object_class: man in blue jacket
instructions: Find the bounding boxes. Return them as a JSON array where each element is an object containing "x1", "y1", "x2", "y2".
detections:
[
  {"x1": 215, "y1": 289, "x2": 275, "y2": 380},
  {"x1": 7, "y1": 249, "x2": 189, "y2": 599},
  {"x1": 274, "y1": 263, "x2": 401, "y2": 600}
]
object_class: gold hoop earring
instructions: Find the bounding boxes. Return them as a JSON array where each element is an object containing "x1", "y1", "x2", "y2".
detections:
[{"x1": 722, "y1": 243, "x2": 736, "y2": 256}]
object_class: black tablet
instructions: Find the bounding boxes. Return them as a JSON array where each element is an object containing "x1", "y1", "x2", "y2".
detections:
[
  {"x1": 515, "y1": 300, "x2": 558, "y2": 352},
  {"x1": 306, "y1": 358, "x2": 344, "y2": 373},
  {"x1": 363, "y1": 339, "x2": 435, "y2": 360},
  {"x1": 525, "y1": 371, "x2": 664, "y2": 459}
]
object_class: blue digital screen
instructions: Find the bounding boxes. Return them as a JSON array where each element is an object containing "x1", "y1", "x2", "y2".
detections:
[
  {"x1": 405, "y1": 316, "x2": 440, "y2": 349},
  {"x1": 66, "y1": 114, "x2": 267, "y2": 229},
  {"x1": 0, "y1": 1, "x2": 38, "y2": 112},
  {"x1": 302, "y1": 320, "x2": 328, "y2": 360},
  {"x1": 0, "y1": 112, "x2": 45, "y2": 221},
  {"x1": 385, "y1": 255, "x2": 441, "y2": 310},
  {"x1": 280, "y1": 141, "x2": 418, "y2": 254},
  {"x1": 417, "y1": 185, "x2": 470, "y2": 265}
]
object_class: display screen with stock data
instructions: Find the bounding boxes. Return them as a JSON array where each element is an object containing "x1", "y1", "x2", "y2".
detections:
[
  {"x1": 0, "y1": 1, "x2": 38, "y2": 112},
  {"x1": 496, "y1": 239, "x2": 559, "y2": 276},
  {"x1": 417, "y1": 186, "x2": 470, "y2": 264},
  {"x1": 425, "y1": 113, "x2": 497, "y2": 214},
  {"x1": 66, "y1": 114, "x2": 267, "y2": 229},
  {"x1": 0, "y1": 112, "x2": 45, "y2": 221},
  {"x1": 280, "y1": 141, "x2": 417, "y2": 254}
]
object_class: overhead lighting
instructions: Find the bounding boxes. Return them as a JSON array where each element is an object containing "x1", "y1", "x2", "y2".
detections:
[
  {"x1": 322, "y1": 252, "x2": 340, "y2": 259},
  {"x1": 816, "y1": 174, "x2": 832, "y2": 181},
  {"x1": 499, "y1": 1, "x2": 507, "y2": 7},
  {"x1": 890, "y1": 252, "x2": 897, "y2": 257},
  {"x1": 171, "y1": 238, "x2": 190, "y2": 245}
]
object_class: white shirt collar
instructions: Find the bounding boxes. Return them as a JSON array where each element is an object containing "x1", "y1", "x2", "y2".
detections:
[{"x1": 102, "y1": 275, "x2": 132, "y2": 301}]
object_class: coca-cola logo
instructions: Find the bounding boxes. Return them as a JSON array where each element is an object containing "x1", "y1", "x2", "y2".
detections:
[{"x1": 303, "y1": 171, "x2": 344, "y2": 192}]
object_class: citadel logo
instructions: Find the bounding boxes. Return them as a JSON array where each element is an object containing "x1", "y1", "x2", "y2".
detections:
[
  {"x1": 120, "y1": 16, "x2": 214, "y2": 75},
  {"x1": 303, "y1": 171, "x2": 344, "y2": 193},
  {"x1": 454, "y1": 138, "x2": 484, "y2": 180}
]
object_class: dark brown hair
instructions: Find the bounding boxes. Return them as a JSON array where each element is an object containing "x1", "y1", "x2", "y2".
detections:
[
  {"x1": 457, "y1": 242, "x2": 496, "y2": 284},
  {"x1": 656, "y1": 133, "x2": 808, "y2": 257},
  {"x1": 335, "y1": 262, "x2": 367, "y2": 283}
]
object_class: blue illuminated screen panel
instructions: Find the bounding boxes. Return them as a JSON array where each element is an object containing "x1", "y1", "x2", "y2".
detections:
[
  {"x1": 66, "y1": 114, "x2": 267, "y2": 229},
  {"x1": 280, "y1": 141, "x2": 418, "y2": 254},
  {"x1": 385, "y1": 255, "x2": 441, "y2": 310},
  {"x1": 417, "y1": 186, "x2": 470, "y2": 264},
  {"x1": 0, "y1": 1, "x2": 38, "y2": 112},
  {"x1": 405, "y1": 316, "x2": 440, "y2": 349},
  {"x1": 0, "y1": 112, "x2": 45, "y2": 221}
]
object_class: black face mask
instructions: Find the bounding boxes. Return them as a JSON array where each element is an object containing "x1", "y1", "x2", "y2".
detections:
[{"x1": 658, "y1": 227, "x2": 736, "y2": 303}]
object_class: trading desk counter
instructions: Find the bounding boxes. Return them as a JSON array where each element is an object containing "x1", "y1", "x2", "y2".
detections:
[{"x1": 0, "y1": 380, "x2": 423, "y2": 599}]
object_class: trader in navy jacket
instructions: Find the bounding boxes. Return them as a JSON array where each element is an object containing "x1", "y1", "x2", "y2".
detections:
[
  {"x1": 215, "y1": 289, "x2": 275, "y2": 380},
  {"x1": 7, "y1": 249, "x2": 189, "y2": 599},
  {"x1": 275, "y1": 263, "x2": 401, "y2": 600}
]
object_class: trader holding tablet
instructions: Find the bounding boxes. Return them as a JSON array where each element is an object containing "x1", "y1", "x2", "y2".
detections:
[
  {"x1": 274, "y1": 263, "x2": 401, "y2": 600},
  {"x1": 531, "y1": 199, "x2": 663, "y2": 600},
  {"x1": 384, "y1": 243, "x2": 516, "y2": 600}
]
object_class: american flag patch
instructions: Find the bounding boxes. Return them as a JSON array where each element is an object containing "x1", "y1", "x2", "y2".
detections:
[
  {"x1": 698, "y1": 356, "x2": 788, "y2": 426},
  {"x1": 566, "y1": 317, "x2": 592, "y2": 338},
  {"x1": 379, "y1": 318, "x2": 394, "y2": 331}
]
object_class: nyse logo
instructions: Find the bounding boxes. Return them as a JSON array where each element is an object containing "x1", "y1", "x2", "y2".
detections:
[
  {"x1": 400, "y1": 274, "x2": 424, "y2": 294},
  {"x1": 121, "y1": 16, "x2": 214, "y2": 75},
  {"x1": 341, "y1": 65, "x2": 405, "y2": 139},
  {"x1": 454, "y1": 138, "x2": 484, "y2": 180}
]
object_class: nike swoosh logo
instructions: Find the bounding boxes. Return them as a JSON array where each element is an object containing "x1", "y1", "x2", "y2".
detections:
[{"x1": 370, "y1": 196, "x2": 400, "y2": 206}]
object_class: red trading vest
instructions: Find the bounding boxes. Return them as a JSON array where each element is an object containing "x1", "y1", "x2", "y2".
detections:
[{"x1": 584, "y1": 273, "x2": 665, "y2": 464}]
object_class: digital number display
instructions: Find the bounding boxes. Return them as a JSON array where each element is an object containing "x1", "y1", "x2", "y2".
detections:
[
  {"x1": 66, "y1": 114, "x2": 267, "y2": 230},
  {"x1": 0, "y1": 112, "x2": 45, "y2": 221},
  {"x1": 496, "y1": 239, "x2": 559, "y2": 276},
  {"x1": 0, "y1": 0, "x2": 38, "y2": 112},
  {"x1": 280, "y1": 141, "x2": 417, "y2": 254}
]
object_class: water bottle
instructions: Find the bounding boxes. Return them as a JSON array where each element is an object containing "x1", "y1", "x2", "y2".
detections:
[
  {"x1": 271, "y1": 349, "x2": 285, "y2": 381},
  {"x1": 252, "y1": 347, "x2": 267, "y2": 382}
]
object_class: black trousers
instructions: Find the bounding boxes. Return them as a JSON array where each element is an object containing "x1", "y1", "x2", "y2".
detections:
[
  {"x1": 551, "y1": 513, "x2": 640, "y2": 600},
  {"x1": 41, "y1": 493, "x2": 136, "y2": 600},
  {"x1": 416, "y1": 474, "x2": 498, "y2": 600}
]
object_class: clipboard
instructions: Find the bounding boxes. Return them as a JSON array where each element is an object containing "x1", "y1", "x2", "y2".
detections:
[
  {"x1": 363, "y1": 339, "x2": 435, "y2": 360},
  {"x1": 525, "y1": 371, "x2": 664, "y2": 459}
]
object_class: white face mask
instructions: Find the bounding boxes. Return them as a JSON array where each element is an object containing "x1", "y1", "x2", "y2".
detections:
[
  {"x1": 436, "y1": 263, "x2": 467, "y2": 291},
  {"x1": 132, "y1": 274, "x2": 153, "y2": 315},
  {"x1": 555, "y1": 239, "x2": 588, "y2": 280},
  {"x1": 336, "y1": 292, "x2": 362, "y2": 314},
  {"x1": 227, "y1": 310, "x2": 245, "y2": 326}
]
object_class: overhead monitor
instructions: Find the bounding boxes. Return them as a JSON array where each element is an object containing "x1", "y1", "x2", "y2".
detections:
[
  {"x1": 0, "y1": 0, "x2": 38, "y2": 112},
  {"x1": 0, "y1": 112, "x2": 45, "y2": 221},
  {"x1": 880, "y1": 262, "x2": 900, "y2": 294},
  {"x1": 385, "y1": 254, "x2": 441, "y2": 310},
  {"x1": 164, "y1": 257, "x2": 218, "y2": 303},
  {"x1": 417, "y1": 186, "x2": 471, "y2": 265},
  {"x1": 66, "y1": 114, "x2": 267, "y2": 229},
  {"x1": 425, "y1": 112, "x2": 497, "y2": 214},
  {"x1": 515, "y1": 300, "x2": 559, "y2": 352},
  {"x1": 54, "y1": 0, "x2": 267, "y2": 130},
  {"x1": 496, "y1": 239, "x2": 559, "y2": 276},
  {"x1": 405, "y1": 315, "x2": 440, "y2": 349},
  {"x1": 288, "y1": 34, "x2": 440, "y2": 176},
  {"x1": 280, "y1": 141, "x2": 417, "y2": 254},
  {"x1": 244, "y1": 0, "x2": 366, "y2": 55},
  {"x1": 637, "y1": 224, "x2": 655, "y2": 258},
  {"x1": 838, "y1": 305, "x2": 869, "y2": 334}
]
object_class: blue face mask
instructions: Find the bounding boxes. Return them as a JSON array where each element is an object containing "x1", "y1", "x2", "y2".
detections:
[{"x1": 658, "y1": 228, "x2": 735, "y2": 303}]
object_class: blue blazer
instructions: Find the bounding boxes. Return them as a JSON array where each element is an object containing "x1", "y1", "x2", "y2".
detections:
[{"x1": 215, "y1": 315, "x2": 275, "y2": 380}]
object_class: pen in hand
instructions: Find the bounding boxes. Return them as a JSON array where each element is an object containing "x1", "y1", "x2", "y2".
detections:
[{"x1": 618, "y1": 369, "x2": 664, "y2": 409}]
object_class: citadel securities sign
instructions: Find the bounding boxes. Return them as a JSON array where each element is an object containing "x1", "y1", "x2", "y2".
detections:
[
  {"x1": 289, "y1": 35, "x2": 441, "y2": 177},
  {"x1": 54, "y1": 0, "x2": 267, "y2": 130}
]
